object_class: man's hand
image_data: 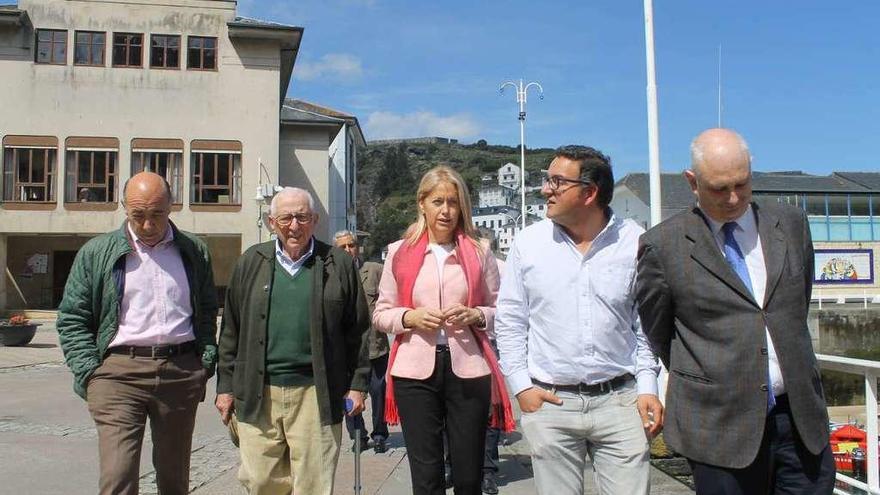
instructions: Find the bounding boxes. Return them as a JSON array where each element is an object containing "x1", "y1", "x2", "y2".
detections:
[
  {"x1": 345, "y1": 390, "x2": 366, "y2": 416},
  {"x1": 516, "y1": 386, "x2": 563, "y2": 413},
  {"x1": 403, "y1": 307, "x2": 445, "y2": 331},
  {"x1": 215, "y1": 393, "x2": 235, "y2": 425},
  {"x1": 637, "y1": 394, "x2": 664, "y2": 438}
]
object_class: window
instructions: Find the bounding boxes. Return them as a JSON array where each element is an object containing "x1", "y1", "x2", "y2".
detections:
[
  {"x1": 131, "y1": 139, "x2": 183, "y2": 203},
  {"x1": 65, "y1": 137, "x2": 119, "y2": 203},
  {"x1": 2, "y1": 136, "x2": 58, "y2": 202},
  {"x1": 827, "y1": 195, "x2": 848, "y2": 216},
  {"x1": 150, "y1": 34, "x2": 180, "y2": 69},
  {"x1": 36, "y1": 29, "x2": 67, "y2": 65},
  {"x1": 187, "y1": 36, "x2": 217, "y2": 70},
  {"x1": 74, "y1": 31, "x2": 105, "y2": 66},
  {"x1": 112, "y1": 33, "x2": 143, "y2": 67},
  {"x1": 190, "y1": 140, "x2": 241, "y2": 204}
]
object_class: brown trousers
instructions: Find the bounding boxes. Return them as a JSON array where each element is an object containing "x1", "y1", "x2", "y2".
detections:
[{"x1": 86, "y1": 351, "x2": 207, "y2": 495}]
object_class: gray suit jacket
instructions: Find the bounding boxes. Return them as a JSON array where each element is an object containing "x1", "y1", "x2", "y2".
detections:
[{"x1": 635, "y1": 202, "x2": 829, "y2": 468}]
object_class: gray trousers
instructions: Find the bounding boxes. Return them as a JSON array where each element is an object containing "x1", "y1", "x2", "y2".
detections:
[{"x1": 520, "y1": 379, "x2": 650, "y2": 495}]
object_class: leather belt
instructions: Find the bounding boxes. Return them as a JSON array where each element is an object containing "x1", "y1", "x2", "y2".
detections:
[
  {"x1": 108, "y1": 341, "x2": 196, "y2": 359},
  {"x1": 436, "y1": 344, "x2": 450, "y2": 353},
  {"x1": 532, "y1": 374, "x2": 632, "y2": 395}
]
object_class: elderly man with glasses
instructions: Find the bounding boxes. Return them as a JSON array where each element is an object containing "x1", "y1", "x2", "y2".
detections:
[
  {"x1": 215, "y1": 187, "x2": 371, "y2": 495},
  {"x1": 495, "y1": 146, "x2": 663, "y2": 495}
]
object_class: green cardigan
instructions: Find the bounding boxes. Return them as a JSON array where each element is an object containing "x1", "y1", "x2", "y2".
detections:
[
  {"x1": 56, "y1": 222, "x2": 219, "y2": 399},
  {"x1": 216, "y1": 239, "x2": 371, "y2": 426}
]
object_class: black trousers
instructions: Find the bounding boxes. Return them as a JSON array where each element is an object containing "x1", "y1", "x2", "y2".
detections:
[
  {"x1": 689, "y1": 395, "x2": 836, "y2": 495},
  {"x1": 395, "y1": 347, "x2": 491, "y2": 495},
  {"x1": 345, "y1": 354, "x2": 390, "y2": 441}
]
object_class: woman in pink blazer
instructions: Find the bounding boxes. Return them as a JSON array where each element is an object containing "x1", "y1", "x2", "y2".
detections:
[{"x1": 373, "y1": 165, "x2": 513, "y2": 495}]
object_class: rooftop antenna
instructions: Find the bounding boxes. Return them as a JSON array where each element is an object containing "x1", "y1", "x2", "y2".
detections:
[{"x1": 717, "y1": 43, "x2": 723, "y2": 128}]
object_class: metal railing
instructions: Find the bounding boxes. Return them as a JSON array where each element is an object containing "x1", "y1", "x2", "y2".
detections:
[{"x1": 817, "y1": 353, "x2": 880, "y2": 495}]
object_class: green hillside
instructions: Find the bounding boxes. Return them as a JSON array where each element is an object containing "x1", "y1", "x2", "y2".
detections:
[{"x1": 356, "y1": 140, "x2": 556, "y2": 259}]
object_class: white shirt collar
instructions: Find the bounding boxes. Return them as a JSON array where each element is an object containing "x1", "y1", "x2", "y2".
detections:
[
  {"x1": 702, "y1": 204, "x2": 756, "y2": 236},
  {"x1": 127, "y1": 223, "x2": 174, "y2": 249},
  {"x1": 275, "y1": 237, "x2": 314, "y2": 266}
]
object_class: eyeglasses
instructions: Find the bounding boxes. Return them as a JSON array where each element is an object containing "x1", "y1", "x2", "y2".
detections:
[
  {"x1": 272, "y1": 213, "x2": 313, "y2": 226},
  {"x1": 542, "y1": 172, "x2": 592, "y2": 191}
]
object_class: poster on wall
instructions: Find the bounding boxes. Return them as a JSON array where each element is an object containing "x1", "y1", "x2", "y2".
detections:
[{"x1": 814, "y1": 249, "x2": 874, "y2": 284}]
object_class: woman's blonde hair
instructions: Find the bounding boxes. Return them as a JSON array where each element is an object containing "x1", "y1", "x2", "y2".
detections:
[{"x1": 405, "y1": 165, "x2": 478, "y2": 245}]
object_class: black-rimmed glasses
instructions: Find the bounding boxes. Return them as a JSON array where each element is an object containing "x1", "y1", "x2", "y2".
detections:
[{"x1": 542, "y1": 172, "x2": 591, "y2": 191}]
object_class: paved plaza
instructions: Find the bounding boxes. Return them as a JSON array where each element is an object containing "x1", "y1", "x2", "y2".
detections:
[{"x1": 0, "y1": 321, "x2": 693, "y2": 494}]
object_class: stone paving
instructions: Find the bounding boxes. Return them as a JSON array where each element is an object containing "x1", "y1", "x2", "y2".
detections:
[{"x1": 0, "y1": 320, "x2": 694, "y2": 494}]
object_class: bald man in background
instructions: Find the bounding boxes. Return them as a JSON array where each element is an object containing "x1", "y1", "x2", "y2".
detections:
[
  {"x1": 635, "y1": 129, "x2": 834, "y2": 494},
  {"x1": 58, "y1": 171, "x2": 218, "y2": 495}
]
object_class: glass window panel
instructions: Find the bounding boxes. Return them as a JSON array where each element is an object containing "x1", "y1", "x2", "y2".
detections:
[
  {"x1": 217, "y1": 154, "x2": 230, "y2": 184},
  {"x1": 38, "y1": 30, "x2": 51, "y2": 42},
  {"x1": 852, "y1": 221, "x2": 872, "y2": 241},
  {"x1": 75, "y1": 32, "x2": 88, "y2": 44},
  {"x1": 167, "y1": 48, "x2": 179, "y2": 67},
  {"x1": 874, "y1": 220, "x2": 880, "y2": 241},
  {"x1": 129, "y1": 45, "x2": 141, "y2": 65},
  {"x1": 32, "y1": 150, "x2": 45, "y2": 180},
  {"x1": 169, "y1": 37, "x2": 179, "y2": 48},
  {"x1": 53, "y1": 43, "x2": 65, "y2": 63},
  {"x1": 805, "y1": 194, "x2": 826, "y2": 216},
  {"x1": 189, "y1": 37, "x2": 203, "y2": 49},
  {"x1": 151, "y1": 45, "x2": 164, "y2": 67},
  {"x1": 74, "y1": 43, "x2": 89, "y2": 64},
  {"x1": 94, "y1": 33, "x2": 105, "y2": 45},
  {"x1": 827, "y1": 195, "x2": 848, "y2": 216},
  {"x1": 92, "y1": 44, "x2": 104, "y2": 64},
  {"x1": 872, "y1": 196, "x2": 880, "y2": 217},
  {"x1": 37, "y1": 42, "x2": 51, "y2": 62},
  {"x1": 828, "y1": 218, "x2": 850, "y2": 241},
  {"x1": 204, "y1": 38, "x2": 216, "y2": 49},
  {"x1": 808, "y1": 218, "x2": 828, "y2": 241},
  {"x1": 53, "y1": 31, "x2": 66, "y2": 43},
  {"x1": 188, "y1": 48, "x2": 200, "y2": 68},
  {"x1": 130, "y1": 34, "x2": 142, "y2": 47},
  {"x1": 112, "y1": 44, "x2": 126, "y2": 65},
  {"x1": 16, "y1": 149, "x2": 29, "y2": 180},
  {"x1": 93, "y1": 152, "x2": 106, "y2": 182},
  {"x1": 204, "y1": 156, "x2": 216, "y2": 184},
  {"x1": 851, "y1": 195, "x2": 870, "y2": 216},
  {"x1": 156, "y1": 153, "x2": 169, "y2": 176},
  {"x1": 204, "y1": 48, "x2": 216, "y2": 69},
  {"x1": 77, "y1": 154, "x2": 90, "y2": 182}
]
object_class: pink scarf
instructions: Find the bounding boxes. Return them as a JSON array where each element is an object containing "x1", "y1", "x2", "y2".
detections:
[{"x1": 384, "y1": 231, "x2": 516, "y2": 432}]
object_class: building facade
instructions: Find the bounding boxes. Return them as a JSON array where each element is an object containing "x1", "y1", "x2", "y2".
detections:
[{"x1": 0, "y1": 1, "x2": 362, "y2": 310}]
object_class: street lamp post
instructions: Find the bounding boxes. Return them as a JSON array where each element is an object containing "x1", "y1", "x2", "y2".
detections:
[{"x1": 500, "y1": 79, "x2": 543, "y2": 231}]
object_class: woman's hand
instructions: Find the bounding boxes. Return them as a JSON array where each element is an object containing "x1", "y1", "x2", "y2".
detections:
[
  {"x1": 442, "y1": 303, "x2": 485, "y2": 327},
  {"x1": 403, "y1": 307, "x2": 445, "y2": 331}
]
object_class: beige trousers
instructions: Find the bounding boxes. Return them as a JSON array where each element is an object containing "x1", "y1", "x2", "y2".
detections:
[{"x1": 237, "y1": 384, "x2": 342, "y2": 495}]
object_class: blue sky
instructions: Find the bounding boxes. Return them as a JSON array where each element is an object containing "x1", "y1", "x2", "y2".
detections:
[{"x1": 239, "y1": 1, "x2": 878, "y2": 177}]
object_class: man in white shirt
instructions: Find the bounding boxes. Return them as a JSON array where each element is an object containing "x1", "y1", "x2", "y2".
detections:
[{"x1": 496, "y1": 145, "x2": 663, "y2": 495}]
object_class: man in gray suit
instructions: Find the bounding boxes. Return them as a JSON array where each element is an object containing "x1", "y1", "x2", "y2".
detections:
[{"x1": 635, "y1": 128, "x2": 834, "y2": 494}]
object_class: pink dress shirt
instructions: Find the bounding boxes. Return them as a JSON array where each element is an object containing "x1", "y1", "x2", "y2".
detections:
[
  {"x1": 372, "y1": 239, "x2": 500, "y2": 380},
  {"x1": 109, "y1": 225, "x2": 195, "y2": 347}
]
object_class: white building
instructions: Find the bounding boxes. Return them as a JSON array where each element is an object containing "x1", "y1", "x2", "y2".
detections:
[
  {"x1": 477, "y1": 183, "x2": 516, "y2": 208},
  {"x1": 525, "y1": 196, "x2": 547, "y2": 219},
  {"x1": 498, "y1": 162, "x2": 521, "y2": 189},
  {"x1": 0, "y1": 0, "x2": 362, "y2": 309}
]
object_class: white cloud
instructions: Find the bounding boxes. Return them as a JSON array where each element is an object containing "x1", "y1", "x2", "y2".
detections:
[
  {"x1": 294, "y1": 53, "x2": 363, "y2": 82},
  {"x1": 365, "y1": 111, "x2": 481, "y2": 141}
]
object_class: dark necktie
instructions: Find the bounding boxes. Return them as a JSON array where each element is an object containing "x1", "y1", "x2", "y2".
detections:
[{"x1": 722, "y1": 221, "x2": 776, "y2": 410}]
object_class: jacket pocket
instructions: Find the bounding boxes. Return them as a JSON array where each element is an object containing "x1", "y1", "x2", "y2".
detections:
[{"x1": 672, "y1": 368, "x2": 714, "y2": 385}]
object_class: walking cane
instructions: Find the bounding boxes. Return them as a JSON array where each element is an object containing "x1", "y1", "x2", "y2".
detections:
[{"x1": 344, "y1": 398, "x2": 363, "y2": 495}]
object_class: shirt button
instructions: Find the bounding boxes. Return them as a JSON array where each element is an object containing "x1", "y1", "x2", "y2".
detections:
[
  {"x1": 760, "y1": 384, "x2": 769, "y2": 391},
  {"x1": 760, "y1": 348, "x2": 768, "y2": 355}
]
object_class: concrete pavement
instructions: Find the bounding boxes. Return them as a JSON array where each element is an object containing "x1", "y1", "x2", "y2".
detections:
[{"x1": 1, "y1": 321, "x2": 693, "y2": 494}]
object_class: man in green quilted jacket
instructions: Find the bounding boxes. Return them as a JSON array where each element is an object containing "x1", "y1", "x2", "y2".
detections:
[{"x1": 57, "y1": 171, "x2": 218, "y2": 495}]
